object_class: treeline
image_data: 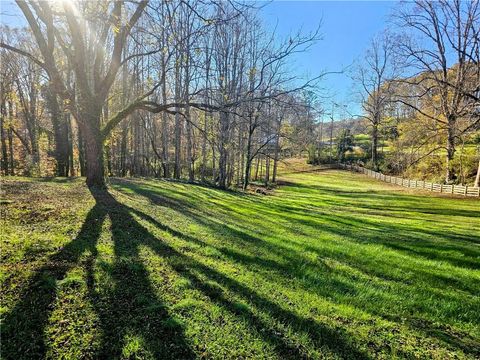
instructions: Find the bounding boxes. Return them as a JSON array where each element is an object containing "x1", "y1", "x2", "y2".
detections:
[
  {"x1": 351, "y1": 0, "x2": 480, "y2": 186},
  {"x1": 0, "y1": 0, "x2": 321, "y2": 189}
]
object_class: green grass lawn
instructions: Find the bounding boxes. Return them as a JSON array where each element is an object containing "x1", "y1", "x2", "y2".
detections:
[{"x1": 1, "y1": 166, "x2": 479, "y2": 359}]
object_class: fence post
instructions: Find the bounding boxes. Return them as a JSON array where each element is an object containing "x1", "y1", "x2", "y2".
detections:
[
  {"x1": 440, "y1": 184, "x2": 443, "y2": 193},
  {"x1": 464, "y1": 185, "x2": 468, "y2": 196}
]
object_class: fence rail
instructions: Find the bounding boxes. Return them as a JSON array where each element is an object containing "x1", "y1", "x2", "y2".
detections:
[{"x1": 337, "y1": 163, "x2": 480, "y2": 197}]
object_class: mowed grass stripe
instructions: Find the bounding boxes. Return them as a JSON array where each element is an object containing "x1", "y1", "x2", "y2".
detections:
[{"x1": 1, "y1": 168, "x2": 479, "y2": 359}]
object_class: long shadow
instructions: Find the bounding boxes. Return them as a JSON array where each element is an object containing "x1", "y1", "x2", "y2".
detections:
[
  {"x1": 85, "y1": 189, "x2": 196, "y2": 359},
  {"x1": 128, "y1": 179, "x2": 480, "y2": 292},
  {"x1": 309, "y1": 182, "x2": 479, "y2": 210},
  {"x1": 127, "y1": 206, "x2": 370, "y2": 359},
  {"x1": 283, "y1": 210, "x2": 480, "y2": 273},
  {"x1": 1, "y1": 202, "x2": 104, "y2": 359},
  {"x1": 258, "y1": 194, "x2": 480, "y2": 270},
  {"x1": 1, "y1": 188, "x2": 196, "y2": 359},
  {"x1": 4, "y1": 177, "x2": 478, "y2": 358},
  {"x1": 118, "y1": 179, "x2": 480, "y2": 357},
  {"x1": 108, "y1": 184, "x2": 371, "y2": 358}
]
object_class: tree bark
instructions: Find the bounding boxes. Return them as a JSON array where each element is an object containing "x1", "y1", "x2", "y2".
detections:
[
  {"x1": 45, "y1": 88, "x2": 69, "y2": 176},
  {"x1": 201, "y1": 112, "x2": 207, "y2": 182},
  {"x1": 218, "y1": 111, "x2": 229, "y2": 188},
  {"x1": 186, "y1": 104, "x2": 194, "y2": 182},
  {"x1": 445, "y1": 115, "x2": 456, "y2": 183},
  {"x1": 474, "y1": 159, "x2": 480, "y2": 188},
  {"x1": 243, "y1": 125, "x2": 254, "y2": 190},
  {"x1": 264, "y1": 154, "x2": 270, "y2": 186},
  {"x1": 83, "y1": 124, "x2": 105, "y2": 188},
  {"x1": 78, "y1": 127, "x2": 86, "y2": 177},
  {"x1": 75, "y1": 99, "x2": 105, "y2": 187},
  {"x1": 7, "y1": 125, "x2": 14, "y2": 175},
  {"x1": 67, "y1": 114, "x2": 74, "y2": 176},
  {"x1": 254, "y1": 156, "x2": 260, "y2": 181},
  {"x1": 0, "y1": 101, "x2": 8, "y2": 175},
  {"x1": 272, "y1": 132, "x2": 280, "y2": 183},
  {"x1": 161, "y1": 100, "x2": 169, "y2": 178},
  {"x1": 371, "y1": 123, "x2": 378, "y2": 170}
]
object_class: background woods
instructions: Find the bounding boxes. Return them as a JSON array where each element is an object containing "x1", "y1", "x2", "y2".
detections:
[
  {"x1": 0, "y1": 0, "x2": 321, "y2": 188},
  {"x1": 1, "y1": 0, "x2": 479, "y2": 187}
]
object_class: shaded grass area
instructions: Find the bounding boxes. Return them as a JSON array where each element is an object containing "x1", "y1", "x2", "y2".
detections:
[{"x1": 1, "y1": 168, "x2": 479, "y2": 359}]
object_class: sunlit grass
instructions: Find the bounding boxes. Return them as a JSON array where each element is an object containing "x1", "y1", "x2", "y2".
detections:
[{"x1": 1, "y1": 165, "x2": 479, "y2": 359}]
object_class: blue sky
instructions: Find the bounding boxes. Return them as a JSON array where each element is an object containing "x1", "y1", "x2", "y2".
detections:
[
  {"x1": 259, "y1": 1, "x2": 397, "y2": 119},
  {"x1": 1, "y1": 0, "x2": 397, "y2": 119}
]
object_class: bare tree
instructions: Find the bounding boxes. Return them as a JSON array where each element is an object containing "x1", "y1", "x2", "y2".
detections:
[
  {"x1": 354, "y1": 32, "x2": 399, "y2": 170},
  {"x1": 1, "y1": 0, "x2": 148, "y2": 187},
  {"x1": 394, "y1": 0, "x2": 480, "y2": 182}
]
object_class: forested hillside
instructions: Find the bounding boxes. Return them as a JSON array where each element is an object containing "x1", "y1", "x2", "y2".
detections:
[{"x1": 1, "y1": 1, "x2": 478, "y2": 189}]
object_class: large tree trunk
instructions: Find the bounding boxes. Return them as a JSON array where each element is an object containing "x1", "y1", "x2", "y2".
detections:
[
  {"x1": 77, "y1": 100, "x2": 105, "y2": 188},
  {"x1": 45, "y1": 89, "x2": 69, "y2": 176},
  {"x1": 445, "y1": 115, "x2": 456, "y2": 183},
  {"x1": 84, "y1": 125, "x2": 105, "y2": 188}
]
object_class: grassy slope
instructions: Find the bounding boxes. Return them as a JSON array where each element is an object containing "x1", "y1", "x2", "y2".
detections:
[{"x1": 1, "y1": 164, "x2": 479, "y2": 359}]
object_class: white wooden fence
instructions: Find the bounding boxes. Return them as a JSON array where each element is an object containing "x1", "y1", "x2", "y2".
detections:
[{"x1": 337, "y1": 163, "x2": 480, "y2": 197}]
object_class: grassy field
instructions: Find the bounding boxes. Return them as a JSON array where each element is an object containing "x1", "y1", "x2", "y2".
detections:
[{"x1": 1, "y1": 164, "x2": 479, "y2": 359}]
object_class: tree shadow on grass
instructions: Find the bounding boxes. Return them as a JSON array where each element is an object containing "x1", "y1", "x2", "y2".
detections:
[
  {"x1": 1, "y1": 188, "x2": 195, "y2": 360},
  {"x1": 285, "y1": 211, "x2": 480, "y2": 273},
  {"x1": 3, "y1": 185, "x2": 372, "y2": 359},
  {"x1": 1, "y1": 202, "x2": 103, "y2": 359},
  {"x1": 86, "y1": 190, "x2": 195, "y2": 359},
  {"x1": 127, "y1": 205, "x2": 370, "y2": 360},
  {"x1": 118, "y1": 180, "x2": 480, "y2": 357},
  {"x1": 103, "y1": 183, "x2": 372, "y2": 358}
]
